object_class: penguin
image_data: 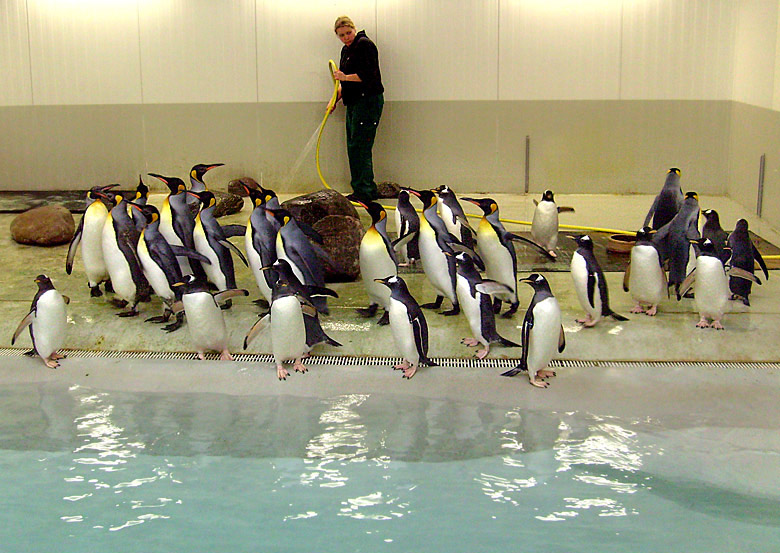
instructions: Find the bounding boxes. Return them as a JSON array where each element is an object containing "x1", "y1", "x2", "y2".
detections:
[
  {"x1": 393, "y1": 189, "x2": 420, "y2": 266},
  {"x1": 99, "y1": 190, "x2": 151, "y2": 316},
  {"x1": 188, "y1": 190, "x2": 248, "y2": 309},
  {"x1": 623, "y1": 227, "x2": 667, "y2": 316},
  {"x1": 356, "y1": 200, "x2": 397, "y2": 325},
  {"x1": 407, "y1": 189, "x2": 463, "y2": 316},
  {"x1": 131, "y1": 176, "x2": 149, "y2": 232},
  {"x1": 149, "y1": 172, "x2": 207, "y2": 282},
  {"x1": 531, "y1": 189, "x2": 574, "y2": 258},
  {"x1": 654, "y1": 191, "x2": 700, "y2": 297},
  {"x1": 569, "y1": 234, "x2": 628, "y2": 326},
  {"x1": 269, "y1": 208, "x2": 331, "y2": 315},
  {"x1": 688, "y1": 238, "x2": 731, "y2": 329},
  {"x1": 244, "y1": 185, "x2": 279, "y2": 308},
  {"x1": 374, "y1": 275, "x2": 437, "y2": 379},
  {"x1": 644, "y1": 168, "x2": 683, "y2": 230},
  {"x1": 500, "y1": 274, "x2": 565, "y2": 388},
  {"x1": 133, "y1": 204, "x2": 210, "y2": 331},
  {"x1": 187, "y1": 162, "x2": 224, "y2": 215},
  {"x1": 66, "y1": 183, "x2": 118, "y2": 297},
  {"x1": 728, "y1": 219, "x2": 769, "y2": 306},
  {"x1": 436, "y1": 185, "x2": 475, "y2": 250},
  {"x1": 172, "y1": 274, "x2": 248, "y2": 360},
  {"x1": 452, "y1": 252, "x2": 520, "y2": 359},
  {"x1": 701, "y1": 209, "x2": 730, "y2": 265},
  {"x1": 11, "y1": 275, "x2": 69, "y2": 369}
]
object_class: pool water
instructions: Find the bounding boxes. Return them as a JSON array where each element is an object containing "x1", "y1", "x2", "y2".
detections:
[{"x1": 0, "y1": 383, "x2": 778, "y2": 552}]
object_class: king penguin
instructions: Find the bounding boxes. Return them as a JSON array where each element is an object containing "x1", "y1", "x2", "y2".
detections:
[
  {"x1": 66, "y1": 184, "x2": 118, "y2": 297},
  {"x1": 654, "y1": 191, "x2": 700, "y2": 297},
  {"x1": 12, "y1": 275, "x2": 69, "y2": 369},
  {"x1": 623, "y1": 227, "x2": 666, "y2": 316},
  {"x1": 644, "y1": 168, "x2": 683, "y2": 230},
  {"x1": 531, "y1": 190, "x2": 574, "y2": 258},
  {"x1": 131, "y1": 176, "x2": 149, "y2": 232},
  {"x1": 728, "y1": 219, "x2": 769, "y2": 306},
  {"x1": 452, "y1": 251, "x2": 520, "y2": 359},
  {"x1": 393, "y1": 189, "x2": 420, "y2": 266},
  {"x1": 436, "y1": 185, "x2": 475, "y2": 250},
  {"x1": 375, "y1": 275, "x2": 437, "y2": 380},
  {"x1": 356, "y1": 200, "x2": 397, "y2": 325},
  {"x1": 569, "y1": 234, "x2": 628, "y2": 326},
  {"x1": 244, "y1": 185, "x2": 279, "y2": 308},
  {"x1": 186, "y1": 162, "x2": 224, "y2": 214},
  {"x1": 501, "y1": 274, "x2": 565, "y2": 388}
]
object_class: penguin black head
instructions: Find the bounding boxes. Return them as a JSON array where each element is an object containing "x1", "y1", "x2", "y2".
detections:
[
  {"x1": 137, "y1": 204, "x2": 161, "y2": 225},
  {"x1": 684, "y1": 191, "x2": 698, "y2": 201},
  {"x1": 95, "y1": 190, "x2": 124, "y2": 207},
  {"x1": 243, "y1": 184, "x2": 264, "y2": 207},
  {"x1": 355, "y1": 200, "x2": 386, "y2": 224},
  {"x1": 461, "y1": 197, "x2": 497, "y2": 216},
  {"x1": 520, "y1": 273, "x2": 552, "y2": 292},
  {"x1": 260, "y1": 186, "x2": 278, "y2": 205},
  {"x1": 635, "y1": 226, "x2": 656, "y2": 241},
  {"x1": 88, "y1": 183, "x2": 119, "y2": 200},
  {"x1": 733, "y1": 218, "x2": 749, "y2": 234},
  {"x1": 702, "y1": 209, "x2": 721, "y2": 226},
  {"x1": 690, "y1": 237, "x2": 717, "y2": 256},
  {"x1": 188, "y1": 190, "x2": 217, "y2": 210},
  {"x1": 568, "y1": 234, "x2": 593, "y2": 250},
  {"x1": 135, "y1": 178, "x2": 149, "y2": 201},
  {"x1": 149, "y1": 173, "x2": 187, "y2": 195},
  {"x1": 374, "y1": 275, "x2": 408, "y2": 293},
  {"x1": 542, "y1": 190, "x2": 555, "y2": 202},
  {"x1": 435, "y1": 185, "x2": 453, "y2": 197},
  {"x1": 173, "y1": 273, "x2": 209, "y2": 293},
  {"x1": 34, "y1": 274, "x2": 55, "y2": 292},
  {"x1": 407, "y1": 189, "x2": 437, "y2": 209},
  {"x1": 266, "y1": 208, "x2": 293, "y2": 227},
  {"x1": 190, "y1": 163, "x2": 224, "y2": 182},
  {"x1": 668, "y1": 168, "x2": 681, "y2": 175}
]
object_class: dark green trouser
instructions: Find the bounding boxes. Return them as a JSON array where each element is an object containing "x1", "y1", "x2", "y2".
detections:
[{"x1": 346, "y1": 93, "x2": 384, "y2": 200}]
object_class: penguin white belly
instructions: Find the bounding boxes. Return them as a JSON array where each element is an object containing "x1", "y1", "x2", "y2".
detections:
[
  {"x1": 418, "y1": 223, "x2": 455, "y2": 301},
  {"x1": 246, "y1": 227, "x2": 272, "y2": 303},
  {"x1": 478, "y1": 226, "x2": 516, "y2": 301},
  {"x1": 359, "y1": 230, "x2": 396, "y2": 308},
  {"x1": 137, "y1": 237, "x2": 174, "y2": 302},
  {"x1": 101, "y1": 217, "x2": 136, "y2": 302},
  {"x1": 531, "y1": 203, "x2": 559, "y2": 251},
  {"x1": 571, "y1": 253, "x2": 601, "y2": 320},
  {"x1": 694, "y1": 257, "x2": 729, "y2": 320},
  {"x1": 276, "y1": 233, "x2": 306, "y2": 286},
  {"x1": 82, "y1": 203, "x2": 109, "y2": 286},
  {"x1": 194, "y1": 225, "x2": 226, "y2": 290},
  {"x1": 270, "y1": 295, "x2": 307, "y2": 363},
  {"x1": 32, "y1": 290, "x2": 67, "y2": 359},
  {"x1": 159, "y1": 209, "x2": 193, "y2": 276},
  {"x1": 629, "y1": 246, "x2": 665, "y2": 306},
  {"x1": 526, "y1": 298, "x2": 561, "y2": 373},
  {"x1": 388, "y1": 300, "x2": 419, "y2": 366},
  {"x1": 393, "y1": 209, "x2": 408, "y2": 263},
  {"x1": 438, "y1": 200, "x2": 460, "y2": 239},
  {"x1": 183, "y1": 292, "x2": 227, "y2": 353},
  {"x1": 455, "y1": 275, "x2": 484, "y2": 345}
]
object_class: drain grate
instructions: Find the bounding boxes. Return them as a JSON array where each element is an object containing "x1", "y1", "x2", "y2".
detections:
[{"x1": 0, "y1": 348, "x2": 778, "y2": 371}]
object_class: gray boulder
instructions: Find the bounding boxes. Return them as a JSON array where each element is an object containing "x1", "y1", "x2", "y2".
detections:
[{"x1": 10, "y1": 204, "x2": 75, "y2": 246}]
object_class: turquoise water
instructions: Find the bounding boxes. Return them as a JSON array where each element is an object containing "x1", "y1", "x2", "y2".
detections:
[{"x1": 0, "y1": 383, "x2": 778, "y2": 552}]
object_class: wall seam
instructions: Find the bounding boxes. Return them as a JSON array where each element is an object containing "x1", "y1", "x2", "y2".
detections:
[{"x1": 24, "y1": 0, "x2": 34, "y2": 105}]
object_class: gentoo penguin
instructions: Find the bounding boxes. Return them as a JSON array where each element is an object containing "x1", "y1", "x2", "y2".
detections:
[
  {"x1": 133, "y1": 204, "x2": 210, "y2": 331},
  {"x1": 728, "y1": 219, "x2": 769, "y2": 306},
  {"x1": 149, "y1": 173, "x2": 207, "y2": 282},
  {"x1": 407, "y1": 189, "x2": 463, "y2": 316},
  {"x1": 356, "y1": 200, "x2": 397, "y2": 325},
  {"x1": 654, "y1": 191, "x2": 700, "y2": 297},
  {"x1": 531, "y1": 189, "x2": 574, "y2": 258},
  {"x1": 375, "y1": 275, "x2": 437, "y2": 379},
  {"x1": 701, "y1": 209, "x2": 730, "y2": 264},
  {"x1": 687, "y1": 238, "x2": 731, "y2": 329},
  {"x1": 644, "y1": 168, "x2": 683, "y2": 230},
  {"x1": 188, "y1": 190, "x2": 248, "y2": 309},
  {"x1": 187, "y1": 163, "x2": 224, "y2": 215},
  {"x1": 393, "y1": 189, "x2": 420, "y2": 265},
  {"x1": 66, "y1": 184, "x2": 118, "y2": 297},
  {"x1": 623, "y1": 227, "x2": 666, "y2": 316},
  {"x1": 501, "y1": 274, "x2": 565, "y2": 388},
  {"x1": 436, "y1": 185, "x2": 475, "y2": 250},
  {"x1": 569, "y1": 234, "x2": 628, "y2": 326},
  {"x1": 11, "y1": 275, "x2": 69, "y2": 369},
  {"x1": 99, "y1": 190, "x2": 151, "y2": 316},
  {"x1": 452, "y1": 252, "x2": 520, "y2": 359},
  {"x1": 244, "y1": 185, "x2": 279, "y2": 308},
  {"x1": 172, "y1": 274, "x2": 248, "y2": 360},
  {"x1": 131, "y1": 176, "x2": 149, "y2": 232},
  {"x1": 269, "y1": 208, "x2": 331, "y2": 315}
]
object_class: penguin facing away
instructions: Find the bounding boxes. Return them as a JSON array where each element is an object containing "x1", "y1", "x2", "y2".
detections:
[
  {"x1": 701, "y1": 209, "x2": 730, "y2": 265},
  {"x1": 436, "y1": 185, "x2": 475, "y2": 250},
  {"x1": 131, "y1": 176, "x2": 149, "y2": 232},
  {"x1": 569, "y1": 234, "x2": 628, "y2": 326},
  {"x1": 501, "y1": 274, "x2": 565, "y2": 388},
  {"x1": 393, "y1": 189, "x2": 420, "y2": 265},
  {"x1": 623, "y1": 227, "x2": 667, "y2": 316},
  {"x1": 356, "y1": 200, "x2": 397, "y2": 325},
  {"x1": 531, "y1": 189, "x2": 574, "y2": 258},
  {"x1": 728, "y1": 219, "x2": 769, "y2": 306},
  {"x1": 644, "y1": 168, "x2": 683, "y2": 230},
  {"x1": 375, "y1": 275, "x2": 437, "y2": 380},
  {"x1": 12, "y1": 275, "x2": 70, "y2": 369},
  {"x1": 654, "y1": 191, "x2": 700, "y2": 297}
]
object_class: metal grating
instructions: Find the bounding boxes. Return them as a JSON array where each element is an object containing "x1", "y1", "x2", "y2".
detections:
[{"x1": 0, "y1": 348, "x2": 778, "y2": 371}]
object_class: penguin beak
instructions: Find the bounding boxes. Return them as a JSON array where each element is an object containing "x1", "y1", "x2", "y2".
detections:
[
  {"x1": 172, "y1": 281, "x2": 184, "y2": 287},
  {"x1": 207, "y1": 163, "x2": 224, "y2": 170}
]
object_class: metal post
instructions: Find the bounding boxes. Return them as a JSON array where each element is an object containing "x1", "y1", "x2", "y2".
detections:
[
  {"x1": 524, "y1": 135, "x2": 530, "y2": 194},
  {"x1": 757, "y1": 154, "x2": 765, "y2": 217}
]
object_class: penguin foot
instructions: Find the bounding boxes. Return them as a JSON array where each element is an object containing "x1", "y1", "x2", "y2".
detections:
[
  {"x1": 421, "y1": 296, "x2": 444, "y2": 310},
  {"x1": 696, "y1": 318, "x2": 710, "y2": 328},
  {"x1": 219, "y1": 350, "x2": 234, "y2": 361},
  {"x1": 43, "y1": 357, "x2": 60, "y2": 369},
  {"x1": 51, "y1": 351, "x2": 66, "y2": 360},
  {"x1": 253, "y1": 298, "x2": 270, "y2": 309},
  {"x1": 356, "y1": 304, "x2": 379, "y2": 318},
  {"x1": 528, "y1": 377, "x2": 549, "y2": 389},
  {"x1": 476, "y1": 348, "x2": 489, "y2": 360},
  {"x1": 645, "y1": 305, "x2": 658, "y2": 317},
  {"x1": 293, "y1": 359, "x2": 307, "y2": 374},
  {"x1": 630, "y1": 303, "x2": 645, "y2": 314},
  {"x1": 547, "y1": 250, "x2": 557, "y2": 258},
  {"x1": 163, "y1": 314, "x2": 185, "y2": 332},
  {"x1": 377, "y1": 311, "x2": 390, "y2": 326},
  {"x1": 104, "y1": 280, "x2": 115, "y2": 293},
  {"x1": 220, "y1": 299, "x2": 233, "y2": 310},
  {"x1": 109, "y1": 298, "x2": 128, "y2": 308},
  {"x1": 711, "y1": 320, "x2": 725, "y2": 330},
  {"x1": 461, "y1": 338, "x2": 479, "y2": 347},
  {"x1": 577, "y1": 315, "x2": 597, "y2": 327},
  {"x1": 90, "y1": 286, "x2": 103, "y2": 298},
  {"x1": 394, "y1": 360, "x2": 410, "y2": 371},
  {"x1": 277, "y1": 365, "x2": 289, "y2": 380},
  {"x1": 441, "y1": 305, "x2": 460, "y2": 316},
  {"x1": 145, "y1": 315, "x2": 168, "y2": 323},
  {"x1": 501, "y1": 302, "x2": 520, "y2": 318},
  {"x1": 403, "y1": 365, "x2": 418, "y2": 379},
  {"x1": 117, "y1": 308, "x2": 139, "y2": 318},
  {"x1": 536, "y1": 369, "x2": 556, "y2": 379},
  {"x1": 197, "y1": 352, "x2": 207, "y2": 360}
]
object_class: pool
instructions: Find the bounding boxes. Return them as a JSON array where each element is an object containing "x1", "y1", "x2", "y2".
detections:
[{"x1": 1, "y1": 380, "x2": 778, "y2": 552}]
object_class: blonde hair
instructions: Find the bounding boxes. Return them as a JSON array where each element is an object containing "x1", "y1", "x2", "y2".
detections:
[{"x1": 334, "y1": 16, "x2": 355, "y2": 33}]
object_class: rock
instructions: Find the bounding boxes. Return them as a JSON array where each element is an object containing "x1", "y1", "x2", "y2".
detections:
[
  {"x1": 228, "y1": 177, "x2": 259, "y2": 197},
  {"x1": 212, "y1": 191, "x2": 244, "y2": 218},
  {"x1": 377, "y1": 181, "x2": 401, "y2": 199},
  {"x1": 313, "y1": 215, "x2": 363, "y2": 282},
  {"x1": 10, "y1": 204, "x2": 75, "y2": 246},
  {"x1": 281, "y1": 189, "x2": 359, "y2": 227}
]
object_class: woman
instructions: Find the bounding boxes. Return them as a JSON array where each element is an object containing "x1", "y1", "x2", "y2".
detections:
[{"x1": 331, "y1": 16, "x2": 384, "y2": 203}]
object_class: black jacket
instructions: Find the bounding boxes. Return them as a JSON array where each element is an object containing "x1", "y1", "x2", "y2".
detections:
[{"x1": 339, "y1": 30, "x2": 384, "y2": 105}]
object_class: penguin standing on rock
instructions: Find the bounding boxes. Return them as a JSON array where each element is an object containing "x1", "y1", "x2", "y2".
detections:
[
  {"x1": 375, "y1": 275, "x2": 437, "y2": 380},
  {"x1": 570, "y1": 234, "x2": 628, "y2": 327},
  {"x1": 531, "y1": 189, "x2": 574, "y2": 258},
  {"x1": 623, "y1": 227, "x2": 666, "y2": 316},
  {"x1": 644, "y1": 168, "x2": 683, "y2": 230},
  {"x1": 436, "y1": 185, "x2": 475, "y2": 250},
  {"x1": 12, "y1": 275, "x2": 69, "y2": 369},
  {"x1": 393, "y1": 189, "x2": 420, "y2": 265},
  {"x1": 728, "y1": 219, "x2": 769, "y2": 306},
  {"x1": 356, "y1": 200, "x2": 396, "y2": 325},
  {"x1": 66, "y1": 183, "x2": 118, "y2": 297},
  {"x1": 501, "y1": 274, "x2": 565, "y2": 388},
  {"x1": 452, "y1": 252, "x2": 520, "y2": 359}
]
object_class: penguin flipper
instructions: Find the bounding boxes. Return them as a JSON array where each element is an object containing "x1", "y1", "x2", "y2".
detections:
[
  {"x1": 752, "y1": 244, "x2": 770, "y2": 281},
  {"x1": 728, "y1": 266, "x2": 761, "y2": 284},
  {"x1": 622, "y1": 259, "x2": 631, "y2": 292},
  {"x1": 218, "y1": 239, "x2": 249, "y2": 267},
  {"x1": 408, "y1": 310, "x2": 430, "y2": 361},
  {"x1": 506, "y1": 232, "x2": 555, "y2": 260},
  {"x1": 221, "y1": 224, "x2": 247, "y2": 238},
  {"x1": 677, "y1": 269, "x2": 696, "y2": 300},
  {"x1": 170, "y1": 245, "x2": 212, "y2": 265},
  {"x1": 557, "y1": 206, "x2": 575, "y2": 213},
  {"x1": 449, "y1": 243, "x2": 484, "y2": 270},
  {"x1": 305, "y1": 285, "x2": 339, "y2": 299},
  {"x1": 214, "y1": 289, "x2": 249, "y2": 304},
  {"x1": 62, "y1": 295, "x2": 71, "y2": 305},
  {"x1": 587, "y1": 273, "x2": 597, "y2": 309},
  {"x1": 558, "y1": 325, "x2": 566, "y2": 353},
  {"x1": 643, "y1": 195, "x2": 660, "y2": 229},
  {"x1": 65, "y1": 216, "x2": 84, "y2": 275},
  {"x1": 297, "y1": 221, "x2": 324, "y2": 244},
  {"x1": 392, "y1": 230, "x2": 417, "y2": 250},
  {"x1": 475, "y1": 280, "x2": 513, "y2": 298},
  {"x1": 11, "y1": 312, "x2": 35, "y2": 346},
  {"x1": 244, "y1": 314, "x2": 270, "y2": 349}
]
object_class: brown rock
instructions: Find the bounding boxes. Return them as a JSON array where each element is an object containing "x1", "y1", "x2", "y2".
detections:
[
  {"x1": 377, "y1": 181, "x2": 401, "y2": 198},
  {"x1": 228, "y1": 177, "x2": 259, "y2": 197},
  {"x1": 10, "y1": 204, "x2": 75, "y2": 246},
  {"x1": 313, "y1": 214, "x2": 363, "y2": 282},
  {"x1": 281, "y1": 189, "x2": 359, "y2": 227},
  {"x1": 212, "y1": 191, "x2": 244, "y2": 218}
]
